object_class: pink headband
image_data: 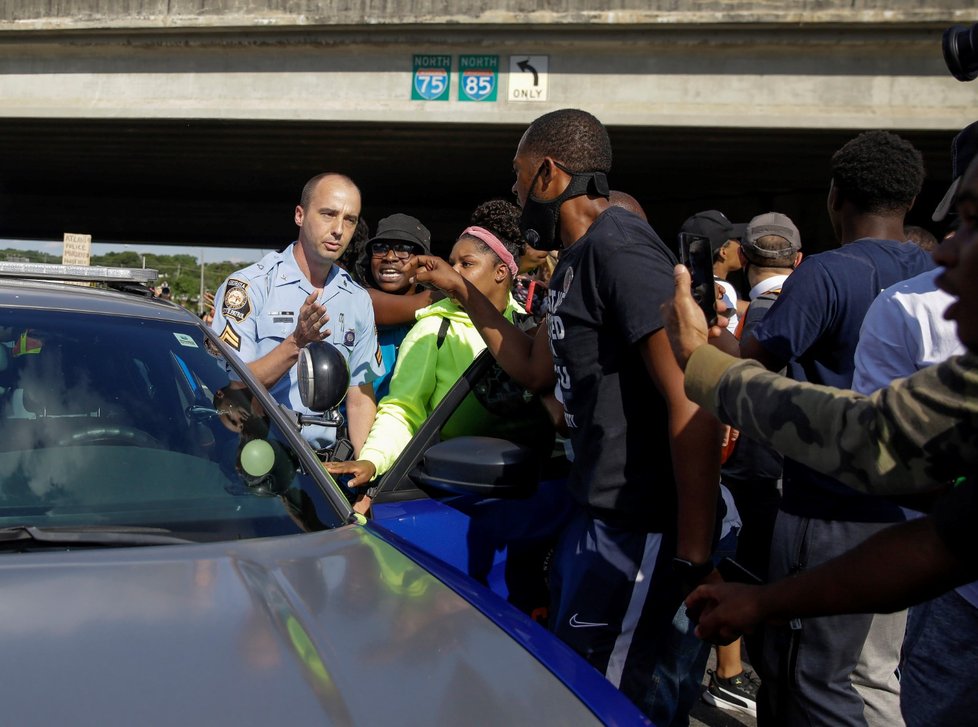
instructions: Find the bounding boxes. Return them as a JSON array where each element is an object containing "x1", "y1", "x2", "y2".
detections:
[{"x1": 462, "y1": 226, "x2": 519, "y2": 277}]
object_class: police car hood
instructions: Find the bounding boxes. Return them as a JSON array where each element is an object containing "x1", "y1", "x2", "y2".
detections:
[{"x1": 0, "y1": 526, "x2": 600, "y2": 724}]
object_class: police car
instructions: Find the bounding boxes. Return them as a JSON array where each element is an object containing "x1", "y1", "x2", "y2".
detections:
[{"x1": 0, "y1": 262, "x2": 647, "y2": 725}]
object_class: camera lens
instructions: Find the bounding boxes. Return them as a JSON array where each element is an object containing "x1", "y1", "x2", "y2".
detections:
[{"x1": 943, "y1": 23, "x2": 978, "y2": 82}]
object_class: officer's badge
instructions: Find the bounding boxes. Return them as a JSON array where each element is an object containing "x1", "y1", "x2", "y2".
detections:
[
  {"x1": 222, "y1": 279, "x2": 252, "y2": 323},
  {"x1": 219, "y1": 323, "x2": 241, "y2": 351}
]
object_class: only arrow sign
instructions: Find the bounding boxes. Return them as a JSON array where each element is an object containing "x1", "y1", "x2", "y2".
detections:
[{"x1": 517, "y1": 59, "x2": 539, "y2": 86}]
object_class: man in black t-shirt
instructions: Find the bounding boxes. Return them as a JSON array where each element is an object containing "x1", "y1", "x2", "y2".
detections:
[{"x1": 409, "y1": 109, "x2": 722, "y2": 724}]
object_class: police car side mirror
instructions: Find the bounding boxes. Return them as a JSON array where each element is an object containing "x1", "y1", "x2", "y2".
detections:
[
  {"x1": 409, "y1": 436, "x2": 538, "y2": 498},
  {"x1": 298, "y1": 342, "x2": 350, "y2": 413}
]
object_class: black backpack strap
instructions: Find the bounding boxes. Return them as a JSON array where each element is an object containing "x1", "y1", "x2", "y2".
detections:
[{"x1": 435, "y1": 317, "x2": 451, "y2": 349}]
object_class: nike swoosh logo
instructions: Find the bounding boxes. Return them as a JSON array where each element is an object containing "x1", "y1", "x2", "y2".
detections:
[{"x1": 569, "y1": 613, "x2": 609, "y2": 628}]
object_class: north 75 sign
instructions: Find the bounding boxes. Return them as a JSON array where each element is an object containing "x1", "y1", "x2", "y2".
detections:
[{"x1": 412, "y1": 55, "x2": 451, "y2": 101}]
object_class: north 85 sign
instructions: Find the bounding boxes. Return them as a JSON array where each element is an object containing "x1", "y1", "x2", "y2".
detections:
[
  {"x1": 412, "y1": 55, "x2": 451, "y2": 101},
  {"x1": 458, "y1": 55, "x2": 499, "y2": 102}
]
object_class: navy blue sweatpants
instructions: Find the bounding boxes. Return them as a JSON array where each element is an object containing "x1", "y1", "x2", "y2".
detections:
[{"x1": 548, "y1": 506, "x2": 682, "y2": 721}]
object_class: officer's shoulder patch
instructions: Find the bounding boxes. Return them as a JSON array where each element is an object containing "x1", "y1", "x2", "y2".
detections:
[
  {"x1": 222, "y1": 279, "x2": 252, "y2": 323},
  {"x1": 219, "y1": 322, "x2": 241, "y2": 351},
  {"x1": 373, "y1": 325, "x2": 383, "y2": 366}
]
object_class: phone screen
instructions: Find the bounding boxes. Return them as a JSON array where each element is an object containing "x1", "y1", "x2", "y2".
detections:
[{"x1": 678, "y1": 232, "x2": 717, "y2": 326}]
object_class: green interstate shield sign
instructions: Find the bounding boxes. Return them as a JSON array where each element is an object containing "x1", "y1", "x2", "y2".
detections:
[
  {"x1": 412, "y1": 55, "x2": 451, "y2": 101},
  {"x1": 458, "y1": 55, "x2": 499, "y2": 102}
]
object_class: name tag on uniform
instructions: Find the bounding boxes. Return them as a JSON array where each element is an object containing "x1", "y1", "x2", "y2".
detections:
[{"x1": 271, "y1": 311, "x2": 294, "y2": 324}]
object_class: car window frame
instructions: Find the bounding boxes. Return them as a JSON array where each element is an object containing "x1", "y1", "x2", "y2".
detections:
[
  {"x1": 368, "y1": 350, "x2": 495, "y2": 504},
  {"x1": 197, "y1": 321, "x2": 356, "y2": 523}
]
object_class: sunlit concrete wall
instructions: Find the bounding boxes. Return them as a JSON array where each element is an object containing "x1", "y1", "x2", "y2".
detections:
[
  {"x1": 0, "y1": 1, "x2": 974, "y2": 129},
  {"x1": 0, "y1": 1, "x2": 973, "y2": 28}
]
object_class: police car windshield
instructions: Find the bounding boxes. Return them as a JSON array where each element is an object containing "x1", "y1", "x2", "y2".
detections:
[{"x1": 0, "y1": 310, "x2": 344, "y2": 543}]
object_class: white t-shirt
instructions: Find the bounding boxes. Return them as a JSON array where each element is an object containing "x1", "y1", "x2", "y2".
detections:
[
  {"x1": 853, "y1": 267, "x2": 976, "y2": 606},
  {"x1": 853, "y1": 268, "x2": 964, "y2": 396}
]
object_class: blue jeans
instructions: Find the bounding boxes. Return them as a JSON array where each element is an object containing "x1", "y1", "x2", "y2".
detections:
[
  {"x1": 646, "y1": 528, "x2": 740, "y2": 727},
  {"x1": 900, "y1": 589, "x2": 978, "y2": 727}
]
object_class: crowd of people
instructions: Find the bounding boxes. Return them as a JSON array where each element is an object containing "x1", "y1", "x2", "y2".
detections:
[{"x1": 210, "y1": 108, "x2": 977, "y2": 726}]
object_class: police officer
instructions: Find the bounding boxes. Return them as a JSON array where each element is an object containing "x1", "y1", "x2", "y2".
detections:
[{"x1": 211, "y1": 172, "x2": 383, "y2": 453}]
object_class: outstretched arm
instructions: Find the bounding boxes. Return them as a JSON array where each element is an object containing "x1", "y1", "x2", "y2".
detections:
[
  {"x1": 407, "y1": 255, "x2": 556, "y2": 392},
  {"x1": 685, "y1": 348, "x2": 978, "y2": 497},
  {"x1": 665, "y1": 264, "x2": 978, "y2": 497},
  {"x1": 688, "y1": 514, "x2": 970, "y2": 644},
  {"x1": 367, "y1": 287, "x2": 443, "y2": 326},
  {"x1": 326, "y1": 318, "x2": 442, "y2": 486}
]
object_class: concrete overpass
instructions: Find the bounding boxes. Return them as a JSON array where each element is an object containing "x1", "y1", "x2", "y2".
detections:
[{"x1": 0, "y1": 1, "x2": 975, "y2": 255}]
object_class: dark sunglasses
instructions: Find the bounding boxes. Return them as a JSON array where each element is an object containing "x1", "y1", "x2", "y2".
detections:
[{"x1": 369, "y1": 241, "x2": 422, "y2": 260}]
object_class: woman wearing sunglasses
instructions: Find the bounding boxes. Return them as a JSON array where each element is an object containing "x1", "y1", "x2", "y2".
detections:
[{"x1": 354, "y1": 213, "x2": 439, "y2": 399}]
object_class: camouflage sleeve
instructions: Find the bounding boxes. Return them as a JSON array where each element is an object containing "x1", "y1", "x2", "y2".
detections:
[{"x1": 685, "y1": 345, "x2": 978, "y2": 496}]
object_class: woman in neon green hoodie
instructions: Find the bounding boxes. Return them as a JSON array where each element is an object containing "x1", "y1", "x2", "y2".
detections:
[{"x1": 325, "y1": 211, "x2": 526, "y2": 490}]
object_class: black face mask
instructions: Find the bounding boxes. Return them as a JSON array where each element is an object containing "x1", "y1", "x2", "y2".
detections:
[{"x1": 519, "y1": 162, "x2": 610, "y2": 251}]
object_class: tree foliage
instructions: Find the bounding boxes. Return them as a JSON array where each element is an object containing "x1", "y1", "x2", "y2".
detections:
[{"x1": 0, "y1": 247, "x2": 253, "y2": 313}]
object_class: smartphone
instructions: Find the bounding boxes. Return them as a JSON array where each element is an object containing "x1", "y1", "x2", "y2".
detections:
[
  {"x1": 525, "y1": 279, "x2": 548, "y2": 316},
  {"x1": 678, "y1": 232, "x2": 717, "y2": 326},
  {"x1": 514, "y1": 276, "x2": 547, "y2": 317},
  {"x1": 717, "y1": 556, "x2": 763, "y2": 585}
]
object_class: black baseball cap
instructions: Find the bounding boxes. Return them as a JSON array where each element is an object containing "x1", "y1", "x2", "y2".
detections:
[
  {"x1": 680, "y1": 210, "x2": 747, "y2": 255},
  {"x1": 365, "y1": 213, "x2": 432, "y2": 255}
]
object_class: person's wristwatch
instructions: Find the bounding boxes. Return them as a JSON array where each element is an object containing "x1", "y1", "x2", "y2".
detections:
[{"x1": 672, "y1": 557, "x2": 715, "y2": 590}]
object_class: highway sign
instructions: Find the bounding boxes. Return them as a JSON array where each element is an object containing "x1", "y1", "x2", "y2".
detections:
[
  {"x1": 508, "y1": 56, "x2": 549, "y2": 101},
  {"x1": 412, "y1": 55, "x2": 451, "y2": 101},
  {"x1": 458, "y1": 55, "x2": 499, "y2": 102}
]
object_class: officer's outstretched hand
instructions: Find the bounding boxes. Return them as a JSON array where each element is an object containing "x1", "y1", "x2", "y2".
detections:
[
  {"x1": 405, "y1": 256, "x2": 467, "y2": 302},
  {"x1": 293, "y1": 289, "x2": 331, "y2": 348}
]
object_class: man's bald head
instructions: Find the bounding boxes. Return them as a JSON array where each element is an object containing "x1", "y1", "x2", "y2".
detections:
[{"x1": 609, "y1": 190, "x2": 648, "y2": 222}]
